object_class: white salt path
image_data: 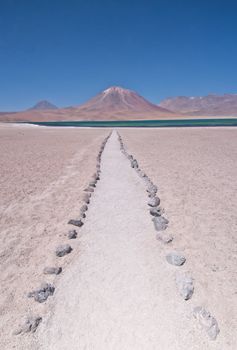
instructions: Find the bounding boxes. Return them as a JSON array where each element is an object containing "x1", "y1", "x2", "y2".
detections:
[{"x1": 36, "y1": 131, "x2": 216, "y2": 350}]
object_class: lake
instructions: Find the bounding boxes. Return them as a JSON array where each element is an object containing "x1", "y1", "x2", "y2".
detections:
[{"x1": 26, "y1": 118, "x2": 237, "y2": 128}]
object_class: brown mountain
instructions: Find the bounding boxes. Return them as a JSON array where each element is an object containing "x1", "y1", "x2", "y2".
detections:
[
  {"x1": 159, "y1": 94, "x2": 237, "y2": 116},
  {"x1": 75, "y1": 86, "x2": 170, "y2": 114},
  {"x1": 0, "y1": 86, "x2": 174, "y2": 122}
]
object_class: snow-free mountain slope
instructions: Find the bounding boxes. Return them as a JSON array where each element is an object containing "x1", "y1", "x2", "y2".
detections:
[
  {"x1": 159, "y1": 94, "x2": 237, "y2": 116},
  {"x1": 76, "y1": 86, "x2": 171, "y2": 114}
]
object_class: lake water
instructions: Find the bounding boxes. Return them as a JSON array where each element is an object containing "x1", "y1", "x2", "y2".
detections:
[{"x1": 26, "y1": 118, "x2": 237, "y2": 128}]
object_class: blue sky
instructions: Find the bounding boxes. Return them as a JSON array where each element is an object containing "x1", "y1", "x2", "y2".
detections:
[{"x1": 0, "y1": 0, "x2": 237, "y2": 110}]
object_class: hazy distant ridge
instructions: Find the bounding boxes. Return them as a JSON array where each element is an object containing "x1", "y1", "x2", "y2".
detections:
[
  {"x1": 159, "y1": 94, "x2": 237, "y2": 116},
  {"x1": 29, "y1": 100, "x2": 58, "y2": 110}
]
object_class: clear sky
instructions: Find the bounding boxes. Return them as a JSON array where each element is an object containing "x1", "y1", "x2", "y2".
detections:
[{"x1": 0, "y1": 0, "x2": 237, "y2": 110}]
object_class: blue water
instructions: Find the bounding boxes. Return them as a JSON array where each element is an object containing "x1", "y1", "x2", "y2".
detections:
[{"x1": 25, "y1": 118, "x2": 237, "y2": 128}]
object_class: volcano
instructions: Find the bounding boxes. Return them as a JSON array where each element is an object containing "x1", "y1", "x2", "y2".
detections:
[{"x1": 76, "y1": 86, "x2": 171, "y2": 114}]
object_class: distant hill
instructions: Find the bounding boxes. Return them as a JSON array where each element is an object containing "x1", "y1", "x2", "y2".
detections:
[
  {"x1": 159, "y1": 94, "x2": 237, "y2": 116},
  {"x1": 29, "y1": 100, "x2": 58, "y2": 110}
]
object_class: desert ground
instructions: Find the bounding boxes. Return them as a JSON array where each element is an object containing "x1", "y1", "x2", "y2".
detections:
[
  {"x1": 0, "y1": 124, "x2": 236, "y2": 349},
  {"x1": 0, "y1": 124, "x2": 109, "y2": 349},
  {"x1": 119, "y1": 127, "x2": 237, "y2": 348}
]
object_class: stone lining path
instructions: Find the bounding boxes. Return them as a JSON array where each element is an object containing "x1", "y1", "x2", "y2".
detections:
[{"x1": 36, "y1": 131, "x2": 214, "y2": 350}]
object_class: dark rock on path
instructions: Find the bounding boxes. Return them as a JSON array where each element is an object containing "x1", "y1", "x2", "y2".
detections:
[
  {"x1": 68, "y1": 229, "x2": 78, "y2": 239},
  {"x1": 148, "y1": 196, "x2": 160, "y2": 207},
  {"x1": 43, "y1": 267, "x2": 62, "y2": 275},
  {"x1": 14, "y1": 316, "x2": 42, "y2": 335},
  {"x1": 68, "y1": 219, "x2": 83, "y2": 227},
  {"x1": 152, "y1": 216, "x2": 168, "y2": 231},
  {"x1": 149, "y1": 207, "x2": 161, "y2": 217},
  {"x1": 131, "y1": 159, "x2": 138, "y2": 168},
  {"x1": 147, "y1": 184, "x2": 158, "y2": 194},
  {"x1": 80, "y1": 204, "x2": 88, "y2": 213},
  {"x1": 28, "y1": 283, "x2": 55, "y2": 303},
  {"x1": 84, "y1": 187, "x2": 94, "y2": 192},
  {"x1": 55, "y1": 244, "x2": 72, "y2": 257},
  {"x1": 83, "y1": 193, "x2": 91, "y2": 204}
]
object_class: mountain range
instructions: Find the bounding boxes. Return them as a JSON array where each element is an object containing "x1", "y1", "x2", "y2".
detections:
[
  {"x1": 159, "y1": 94, "x2": 237, "y2": 116},
  {"x1": 1, "y1": 88, "x2": 237, "y2": 122},
  {"x1": 0, "y1": 87, "x2": 174, "y2": 122}
]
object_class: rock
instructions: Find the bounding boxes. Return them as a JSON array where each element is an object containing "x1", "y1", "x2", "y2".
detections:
[
  {"x1": 83, "y1": 193, "x2": 90, "y2": 204},
  {"x1": 84, "y1": 191, "x2": 91, "y2": 197},
  {"x1": 152, "y1": 216, "x2": 168, "y2": 231},
  {"x1": 147, "y1": 184, "x2": 158, "y2": 196},
  {"x1": 28, "y1": 283, "x2": 55, "y2": 303},
  {"x1": 80, "y1": 204, "x2": 88, "y2": 214},
  {"x1": 149, "y1": 207, "x2": 161, "y2": 217},
  {"x1": 166, "y1": 251, "x2": 186, "y2": 266},
  {"x1": 68, "y1": 229, "x2": 77, "y2": 239},
  {"x1": 156, "y1": 232, "x2": 173, "y2": 244},
  {"x1": 93, "y1": 173, "x2": 100, "y2": 180},
  {"x1": 14, "y1": 316, "x2": 42, "y2": 335},
  {"x1": 43, "y1": 267, "x2": 62, "y2": 275},
  {"x1": 148, "y1": 192, "x2": 157, "y2": 198},
  {"x1": 131, "y1": 159, "x2": 138, "y2": 168},
  {"x1": 175, "y1": 272, "x2": 194, "y2": 300},
  {"x1": 68, "y1": 219, "x2": 83, "y2": 227},
  {"x1": 148, "y1": 196, "x2": 160, "y2": 207},
  {"x1": 84, "y1": 186, "x2": 94, "y2": 192},
  {"x1": 193, "y1": 307, "x2": 220, "y2": 340},
  {"x1": 89, "y1": 180, "x2": 96, "y2": 187},
  {"x1": 144, "y1": 177, "x2": 151, "y2": 184},
  {"x1": 55, "y1": 244, "x2": 72, "y2": 257},
  {"x1": 147, "y1": 183, "x2": 157, "y2": 191}
]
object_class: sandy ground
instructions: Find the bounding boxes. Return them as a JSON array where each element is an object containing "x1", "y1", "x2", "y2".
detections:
[
  {"x1": 0, "y1": 124, "x2": 108, "y2": 349},
  {"x1": 119, "y1": 127, "x2": 237, "y2": 349},
  {"x1": 33, "y1": 131, "x2": 210, "y2": 349},
  {"x1": 1, "y1": 125, "x2": 236, "y2": 349}
]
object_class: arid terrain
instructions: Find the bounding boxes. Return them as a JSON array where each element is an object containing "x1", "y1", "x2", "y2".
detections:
[
  {"x1": 0, "y1": 123, "x2": 109, "y2": 349},
  {"x1": 120, "y1": 127, "x2": 237, "y2": 349},
  {"x1": 0, "y1": 124, "x2": 237, "y2": 349}
]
